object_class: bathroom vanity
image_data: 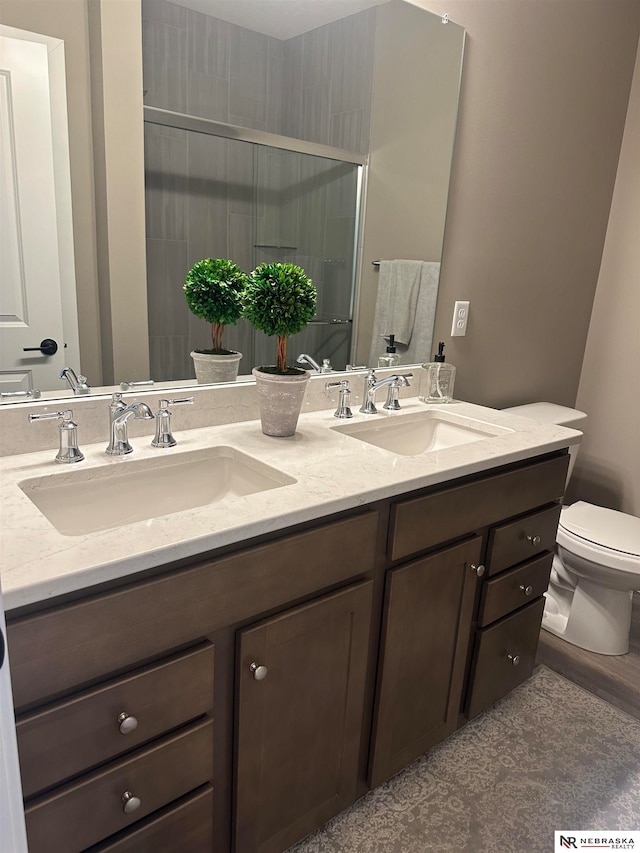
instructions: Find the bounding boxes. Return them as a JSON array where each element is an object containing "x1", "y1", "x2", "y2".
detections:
[{"x1": 0, "y1": 399, "x2": 577, "y2": 852}]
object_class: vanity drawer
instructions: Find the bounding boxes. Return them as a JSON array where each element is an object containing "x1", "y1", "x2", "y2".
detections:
[
  {"x1": 485, "y1": 503, "x2": 562, "y2": 576},
  {"x1": 8, "y1": 509, "x2": 379, "y2": 709},
  {"x1": 389, "y1": 454, "x2": 568, "y2": 562},
  {"x1": 477, "y1": 553, "x2": 552, "y2": 627},
  {"x1": 24, "y1": 716, "x2": 213, "y2": 853},
  {"x1": 465, "y1": 598, "x2": 545, "y2": 719},
  {"x1": 17, "y1": 643, "x2": 214, "y2": 799},
  {"x1": 87, "y1": 785, "x2": 214, "y2": 853}
]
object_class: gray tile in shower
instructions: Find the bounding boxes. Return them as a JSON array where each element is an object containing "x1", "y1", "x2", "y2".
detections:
[
  {"x1": 144, "y1": 125, "x2": 188, "y2": 242},
  {"x1": 302, "y1": 24, "x2": 332, "y2": 91},
  {"x1": 142, "y1": 18, "x2": 188, "y2": 114},
  {"x1": 300, "y1": 82, "x2": 331, "y2": 147},
  {"x1": 149, "y1": 334, "x2": 191, "y2": 383},
  {"x1": 142, "y1": 0, "x2": 187, "y2": 30},
  {"x1": 146, "y1": 238, "x2": 189, "y2": 339},
  {"x1": 229, "y1": 25, "x2": 269, "y2": 128},
  {"x1": 186, "y1": 69, "x2": 229, "y2": 123},
  {"x1": 266, "y1": 53, "x2": 284, "y2": 135},
  {"x1": 329, "y1": 11, "x2": 375, "y2": 116},
  {"x1": 227, "y1": 139, "x2": 255, "y2": 217},
  {"x1": 329, "y1": 109, "x2": 363, "y2": 154},
  {"x1": 187, "y1": 10, "x2": 229, "y2": 79},
  {"x1": 228, "y1": 213, "x2": 255, "y2": 274}
]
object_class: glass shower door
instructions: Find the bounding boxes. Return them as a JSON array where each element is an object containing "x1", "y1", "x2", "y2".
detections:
[{"x1": 253, "y1": 145, "x2": 361, "y2": 371}]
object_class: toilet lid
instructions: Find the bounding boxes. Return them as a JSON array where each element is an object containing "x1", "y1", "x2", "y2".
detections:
[{"x1": 559, "y1": 501, "x2": 640, "y2": 557}]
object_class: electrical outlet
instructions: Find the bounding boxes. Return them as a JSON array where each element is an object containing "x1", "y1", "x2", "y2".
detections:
[{"x1": 451, "y1": 300, "x2": 469, "y2": 336}]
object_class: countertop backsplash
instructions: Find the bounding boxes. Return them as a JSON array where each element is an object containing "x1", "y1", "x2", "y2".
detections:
[{"x1": 0, "y1": 368, "x2": 411, "y2": 457}]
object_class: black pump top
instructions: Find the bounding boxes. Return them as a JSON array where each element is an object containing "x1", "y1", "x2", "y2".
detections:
[
  {"x1": 386, "y1": 334, "x2": 397, "y2": 354},
  {"x1": 434, "y1": 341, "x2": 446, "y2": 363}
]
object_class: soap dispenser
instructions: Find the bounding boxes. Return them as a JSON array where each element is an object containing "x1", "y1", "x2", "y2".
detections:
[
  {"x1": 419, "y1": 342, "x2": 456, "y2": 403},
  {"x1": 378, "y1": 334, "x2": 400, "y2": 368}
]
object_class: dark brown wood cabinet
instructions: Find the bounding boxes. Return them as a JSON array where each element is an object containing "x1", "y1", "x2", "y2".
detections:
[
  {"x1": 464, "y1": 500, "x2": 563, "y2": 719},
  {"x1": 6, "y1": 451, "x2": 568, "y2": 853},
  {"x1": 234, "y1": 582, "x2": 373, "y2": 853},
  {"x1": 369, "y1": 537, "x2": 482, "y2": 787}
]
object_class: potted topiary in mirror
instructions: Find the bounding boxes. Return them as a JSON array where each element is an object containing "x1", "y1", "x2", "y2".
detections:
[
  {"x1": 243, "y1": 262, "x2": 317, "y2": 436},
  {"x1": 184, "y1": 258, "x2": 248, "y2": 383}
]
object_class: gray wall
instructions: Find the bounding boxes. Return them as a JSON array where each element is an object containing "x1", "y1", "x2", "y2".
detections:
[
  {"x1": 569, "y1": 45, "x2": 640, "y2": 516},
  {"x1": 422, "y1": 0, "x2": 639, "y2": 409}
]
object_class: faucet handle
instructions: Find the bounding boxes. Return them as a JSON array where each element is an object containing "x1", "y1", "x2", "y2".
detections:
[
  {"x1": 28, "y1": 409, "x2": 84, "y2": 463},
  {"x1": 164, "y1": 397, "x2": 194, "y2": 407},
  {"x1": 325, "y1": 380, "x2": 353, "y2": 419},
  {"x1": 1, "y1": 389, "x2": 42, "y2": 400},
  {"x1": 119, "y1": 380, "x2": 155, "y2": 391},
  {"x1": 383, "y1": 373, "x2": 413, "y2": 411},
  {"x1": 151, "y1": 397, "x2": 194, "y2": 448}
]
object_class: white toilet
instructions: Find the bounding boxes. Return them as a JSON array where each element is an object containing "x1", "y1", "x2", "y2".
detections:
[{"x1": 504, "y1": 402, "x2": 640, "y2": 656}]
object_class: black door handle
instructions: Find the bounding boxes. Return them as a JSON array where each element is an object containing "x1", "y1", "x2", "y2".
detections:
[{"x1": 23, "y1": 338, "x2": 58, "y2": 356}]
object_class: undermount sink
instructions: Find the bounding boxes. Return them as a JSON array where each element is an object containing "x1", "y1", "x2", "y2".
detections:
[
  {"x1": 332, "y1": 410, "x2": 513, "y2": 456},
  {"x1": 19, "y1": 447, "x2": 296, "y2": 536}
]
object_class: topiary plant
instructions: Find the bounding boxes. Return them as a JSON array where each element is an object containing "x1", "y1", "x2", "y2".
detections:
[
  {"x1": 243, "y1": 262, "x2": 317, "y2": 374},
  {"x1": 184, "y1": 258, "x2": 248, "y2": 353}
]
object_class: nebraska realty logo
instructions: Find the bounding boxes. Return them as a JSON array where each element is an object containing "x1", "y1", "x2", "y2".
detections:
[{"x1": 555, "y1": 831, "x2": 640, "y2": 851}]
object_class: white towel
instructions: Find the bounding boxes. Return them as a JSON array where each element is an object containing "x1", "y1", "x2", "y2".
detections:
[{"x1": 368, "y1": 261, "x2": 440, "y2": 366}]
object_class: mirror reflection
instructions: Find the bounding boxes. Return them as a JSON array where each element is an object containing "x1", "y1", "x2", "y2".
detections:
[{"x1": 0, "y1": 0, "x2": 465, "y2": 402}]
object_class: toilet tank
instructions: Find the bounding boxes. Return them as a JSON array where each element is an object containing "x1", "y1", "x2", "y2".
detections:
[{"x1": 502, "y1": 402, "x2": 587, "y2": 486}]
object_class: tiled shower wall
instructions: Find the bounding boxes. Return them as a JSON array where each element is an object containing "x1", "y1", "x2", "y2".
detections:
[{"x1": 142, "y1": 0, "x2": 375, "y2": 379}]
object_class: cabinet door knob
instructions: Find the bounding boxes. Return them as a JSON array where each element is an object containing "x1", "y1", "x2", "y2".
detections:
[
  {"x1": 250, "y1": 662, "x2": 268, "y2": 681},
  {"x1": 507, "y1": 653, "x2": 520, "y2": 666},
  {"x1": 519, "y1": 584, "x2": 534, "y2": 597},
  {"x1": 526, "y1": 534, "x2": 541, "y2": 547},
  {"x1": 121, "y1": 791, "x2": 141, "y2": 814},
  {"x1": 471, "y1": 563, "x2": 485, "y2": 577},
  {"x1": 117, "y1": 712, "x2": 138, "y2": 734}
]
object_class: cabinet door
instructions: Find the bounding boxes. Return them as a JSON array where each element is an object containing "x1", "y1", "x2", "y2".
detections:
[
  {"x1": 369, "y1": 536, "x2": 482, "y2": 788},
  {"x1": 234, "y1": 581, "x2": 373, "y2": 853}
]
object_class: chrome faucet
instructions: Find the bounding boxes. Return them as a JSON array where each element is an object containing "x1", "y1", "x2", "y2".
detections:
[
  {"x1": 151, "y1": 397, "x2": 194, "y2": 448},
  {"x1": 60, "y1": 367, "x2": 91, "y2": 395},
  {"x1": 106, "y1": 393, "x2": 154, "y2": 456},
  {"x1": 28, "y1": 409, "x2": 84, "y2": 463},
  {"x1": 296, "y1": 353, "x2": 322, "y2": 373},
  {"x1": 325, "y1": 380, "x2": 353, "y2": 419},
  {"x1": 360, "y1": 370, "x2": 413, "y2": 414}
]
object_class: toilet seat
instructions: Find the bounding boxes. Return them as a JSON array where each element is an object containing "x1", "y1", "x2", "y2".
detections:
[{"x1": 558, "y1": 501, "x2": 640, "y2": 574}]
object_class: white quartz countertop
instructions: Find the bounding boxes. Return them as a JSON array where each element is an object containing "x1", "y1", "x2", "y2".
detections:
[{"x1": 0, "y1": 399, "x2": 581, "y2": 611}]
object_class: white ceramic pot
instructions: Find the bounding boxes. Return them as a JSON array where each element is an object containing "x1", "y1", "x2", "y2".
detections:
[
  {"x1": 252, "y1": 367, "x2": 310, "y2": 437},
  {"x1": 190, "y1": 351, "x2": 242, "y2": 384}
]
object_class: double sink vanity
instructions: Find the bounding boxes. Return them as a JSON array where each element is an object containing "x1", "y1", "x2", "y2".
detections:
[{"x1": 0, "y1": 377, "x2": 580, "y2": 853}]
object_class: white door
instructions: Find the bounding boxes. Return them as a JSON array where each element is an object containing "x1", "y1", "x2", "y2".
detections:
[
  {"x1": 0, "y1": 586, "x2": 28, "y2": 852},
  {"x1": 0, "y1": 34, "x2": 67, "y2": 393}
]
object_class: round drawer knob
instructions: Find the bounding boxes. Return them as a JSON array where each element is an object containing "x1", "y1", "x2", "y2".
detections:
[
  {"x1": 520, "y1": 584, "x2": 534, "y2": 597},
  {"x1": 507, "y1": 653, "x2": 520, "y2": 667},
  {"x1": 526, "y1": 534, "x2": 541, "y2": 547},
  {"x1": 471, "y1": 564, "x2": 486, "y2": 577},
  {"x1": 250, "y1": 662, "x2": 268, "y2": 681},
  {"x1": 118, "y1": 712, "x2": 138, "y2": 735},
  {"x1": 121, "y1": 791, "x2": 141, "y2": 814}
]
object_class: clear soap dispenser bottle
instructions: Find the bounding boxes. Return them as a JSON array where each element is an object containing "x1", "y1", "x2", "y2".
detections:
[
  {"x1": 419, "y1": 341, "x2": 456, "y2": 403},
  {"x1": 378, "y1": 334, "x2": 400, "y2": 368}
]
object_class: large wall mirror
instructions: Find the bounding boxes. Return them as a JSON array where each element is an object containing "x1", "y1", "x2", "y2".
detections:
[{"x1": 0, "y1": 0, "x2": 465, "y2": 402}]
